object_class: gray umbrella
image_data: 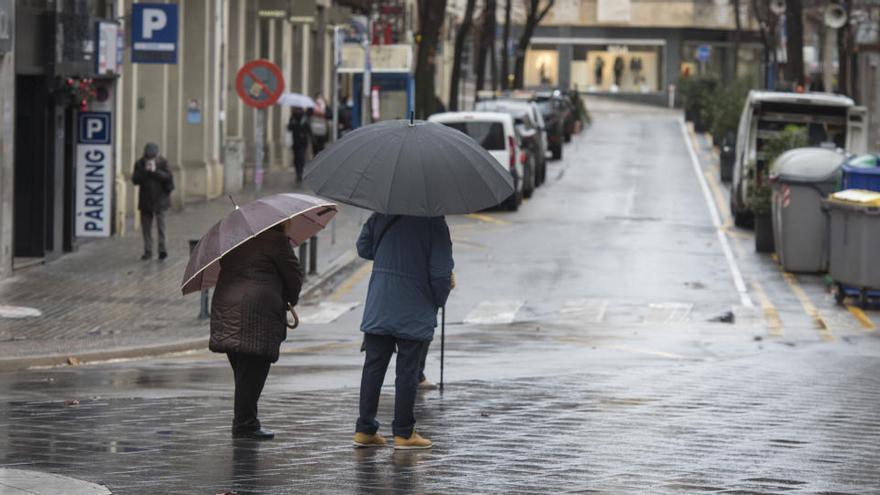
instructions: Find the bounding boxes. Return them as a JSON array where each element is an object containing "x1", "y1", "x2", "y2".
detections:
[{"x1": 303, "y1": 118, "x2": 514, "y2": 216}]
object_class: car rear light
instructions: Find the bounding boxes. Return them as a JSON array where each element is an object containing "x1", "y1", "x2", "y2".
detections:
[
  {"x1": 508, "y1": 136, "x2": 516, "y2": 170},
  {"x1": 520, "y1": 151, "x2": 527, "y2": 165}
]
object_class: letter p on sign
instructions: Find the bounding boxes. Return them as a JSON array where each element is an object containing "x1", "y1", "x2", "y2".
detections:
[{"x1": 143, "y1": 8, "x2": 167, "y2": 39}]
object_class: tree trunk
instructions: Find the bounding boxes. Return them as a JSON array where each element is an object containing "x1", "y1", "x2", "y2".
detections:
[
  {"x1": 501, "y1": 0, "x2": 512, "y2": 89},
  {"x1": 476, "y1": 0, "x2": 496, "y2": 92},
  {"x1": 783, "y1": 0, "x2": 804, "y2": 86},
  {"x1": 513, "y1": 25, "x2": 535, "y2": 89},
  {"x1": 513, "y1": 0, "x2": 554, "y2": 89},
  {"x1": 732, "y1": 0, "x2": 741, "y2": 77},
  {"x1": 450, "y1": 0, "x2": 478, "y2": 110},
  {"x1": 415, "y1": 0, "x2": 448, "y2": 118}
]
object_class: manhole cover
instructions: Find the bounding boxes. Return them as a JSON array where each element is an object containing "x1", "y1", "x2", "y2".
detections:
[{"x1": 0, "y1": 305, "x2": 42, "y2": 318}]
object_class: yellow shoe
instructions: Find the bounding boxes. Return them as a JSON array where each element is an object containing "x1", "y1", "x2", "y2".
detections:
[
  {"x1": 394, "y1": 431, "x2": 433, "y2": 450},
  {"x1": 353, "y1": 432, "x2": 387, "y2": 448}
]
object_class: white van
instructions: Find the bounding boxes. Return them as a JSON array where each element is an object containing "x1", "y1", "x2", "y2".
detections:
[
  {"x1": 730, "y1": 91, "x2": 867, "y2": 226},
  {"x1": 428, "y1": 111, "x2": 525, "y2": 211}
]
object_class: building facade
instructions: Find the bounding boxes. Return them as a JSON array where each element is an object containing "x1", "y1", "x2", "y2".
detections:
[
  {"x1": 0, "y1": 0, "x2": 349, "y2": 279},
  {"x1": 523, "y1": 0, "x2": 762, "y2": 105}
]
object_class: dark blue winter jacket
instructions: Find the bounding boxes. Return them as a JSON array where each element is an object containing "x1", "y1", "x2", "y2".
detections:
[{"x1": 357, "y1": 214, "x2": 454, "y2": 341}]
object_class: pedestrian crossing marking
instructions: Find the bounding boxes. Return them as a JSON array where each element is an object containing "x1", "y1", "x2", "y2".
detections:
[
  {"x1": 644, "y1": 302, "x2": 693, "y2": 324},
  {"x1": 463, "y1": 299, "x2": 525, "y2": 325},
  {"x1": 297, "y1": 301, "x2": 360, "y2": 324},
  {"x1": 559, "y1": 298, "x2": 607, "y2": 323}
]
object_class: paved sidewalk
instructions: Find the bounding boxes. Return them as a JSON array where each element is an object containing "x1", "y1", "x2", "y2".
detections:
[
  {"x1": 0, "y1": 171, "x2": 367, "y2": 365},
  {"x1": 1, "y1": 345, "x2": 878, "y2": 494}
]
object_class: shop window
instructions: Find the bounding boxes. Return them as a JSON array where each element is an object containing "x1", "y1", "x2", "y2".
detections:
[
  {"x1": 525, "y1": 49, "x2": 559, "y2": 87},
  {"x1": 571, "y1": 44, "x2": 663, "y2": 93}
]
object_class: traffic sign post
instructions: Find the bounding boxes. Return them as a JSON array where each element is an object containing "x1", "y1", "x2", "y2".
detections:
[{"x1": 235, "y1": 60, "x2": 285, "y2": 193}]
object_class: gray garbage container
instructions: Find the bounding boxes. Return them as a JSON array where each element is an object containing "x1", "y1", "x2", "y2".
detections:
[
  {"x1": 769, "y1": 147, "x2": 845, "y2": 273},
  {"x1": 827, "y1": 190, "x2": 880, "y2": 290}
]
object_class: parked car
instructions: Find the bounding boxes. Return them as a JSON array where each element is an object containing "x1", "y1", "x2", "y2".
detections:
[
  {"x1": 730, "y1": 91, "x2": 867, "y2": 227},
  {"x1": 474, "y1": 99, "x2": 547, "y2": 189},
  {"x1": 428, "y1": 111, "x2": 524, "y2": 211},
  {"x1": 530, "y1": 91, "x2": 569, "y2": 159}
]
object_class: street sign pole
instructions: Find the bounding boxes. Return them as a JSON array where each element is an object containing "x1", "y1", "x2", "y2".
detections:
[
  {"x1": 332, "y1": 25, "x2": 340, "y2": 143},
  {"x1": 234, "y1": 59, "x2": 284, "y2": 194},
  {"x1": 362, "y1": 16, "x2": 371, "y2": 127},
  {"x1": 255, "y1": 108, "x2": 264, "y2": 194}
]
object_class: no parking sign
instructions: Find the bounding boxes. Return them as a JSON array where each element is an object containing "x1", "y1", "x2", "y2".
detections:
[{"x1": 235, "y1": 60, "x2": 285, "y2": 108}]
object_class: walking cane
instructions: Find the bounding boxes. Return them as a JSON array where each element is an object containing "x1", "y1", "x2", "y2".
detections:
[{"x1": 440, "y1": 306, "x2": 445, "y2": 393}]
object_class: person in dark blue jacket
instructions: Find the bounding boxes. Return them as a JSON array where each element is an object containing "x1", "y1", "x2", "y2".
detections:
[{"x1": 352, "y1": 214, "x2": 454, "y2": 450}]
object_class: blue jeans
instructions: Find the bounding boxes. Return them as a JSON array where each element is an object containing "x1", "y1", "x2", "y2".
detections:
[{"x1": 356, "y1": 333, "x2": 424, "y2": 438}]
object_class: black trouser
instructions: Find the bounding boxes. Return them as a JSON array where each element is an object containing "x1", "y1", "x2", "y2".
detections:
[
  {"x1": 293, "y1": 146, "x2": 307, "y2": 181},
  {"x1": 140, "y1": 209, "x2": 166, "y2": 255},
  {"x1": 227, "y1": 352, "x2": 272, "y2": 432},
  {"x1": 418, "y1": 341, "x2": 430, "y2": 382},
  {"x1": 356, "y1": 333, "x2": 424, "y2": 439}
]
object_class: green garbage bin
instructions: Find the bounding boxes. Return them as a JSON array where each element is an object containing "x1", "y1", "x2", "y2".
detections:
[
  {"x1": 826, "y1": 190, "x2": 880, "y2": 290},
  {"x1": 769, "y1": 148, "x2": 845, "y2": 273}
]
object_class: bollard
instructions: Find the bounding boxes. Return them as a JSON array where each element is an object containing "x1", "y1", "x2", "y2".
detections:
[
  {"x1": 189, "y1": 240, "x2": 211, "y2": 320},
  {"x1": 309, "y1": 236, "x2": 318, "y2": 275},
  {"x1": 299, "y1": 242, "x2": 308, "y2": 278}
]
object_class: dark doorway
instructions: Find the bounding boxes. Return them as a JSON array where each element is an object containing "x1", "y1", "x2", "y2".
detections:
[{"x1": 13, "y1": 75, "x2": 51, "y2": 259}]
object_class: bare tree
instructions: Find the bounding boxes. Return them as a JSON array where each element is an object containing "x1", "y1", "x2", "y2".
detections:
[
  {"x1": 784, "y1": 0, "x2": 805, "y2": 86},
  {"x1": 513, "y1": 0, "x2": 555, "y2": 89},
  {"x1": 501, "y1": 0, "x2": 513, "y2": 89},
  {"x1": 450, "y1": 0, "x2": 478, "y2": 110},
  {"x1": 415, "y1": 0, "x2": 448, "y2": 118},
  {"x1": 476, "y1": 0, "x2": 497, "y2": 92}
]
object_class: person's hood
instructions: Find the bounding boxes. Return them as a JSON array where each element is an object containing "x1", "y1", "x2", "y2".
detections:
[{"x1": 144, "y1": 143, "x2": 159, "y2": 158}]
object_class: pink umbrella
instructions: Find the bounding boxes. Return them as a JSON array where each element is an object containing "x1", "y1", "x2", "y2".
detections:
[{"x1": 181, "y1": 193, "x2": 337, "y2": 295}]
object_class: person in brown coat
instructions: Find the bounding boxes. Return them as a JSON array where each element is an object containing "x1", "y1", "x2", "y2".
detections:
[{"x1": 209, "y1": 225, "x2": 304, "y2": 440}]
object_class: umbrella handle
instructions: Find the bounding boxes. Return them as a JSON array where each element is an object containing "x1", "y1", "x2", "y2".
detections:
[{"x1": 287, "y1": 303, "x2": 300, "y2": 329}]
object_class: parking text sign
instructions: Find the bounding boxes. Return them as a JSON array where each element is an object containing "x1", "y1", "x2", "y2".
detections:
[{"x1": 76, "y1": 113, "x2": 113, "y2": 237}]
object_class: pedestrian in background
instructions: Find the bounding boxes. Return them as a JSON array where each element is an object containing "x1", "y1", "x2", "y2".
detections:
[
  {"x1": 209, "y1": 224, "x2": 304, "y2": 440},
  {"x1": 352, "y1": 214, "x2": 454, "y2": 450},
  {"x1": 310, "y1": 93, "x2": 329, "y2": 155},
  {"x1": 287, "y1": 107, "x2": 311, "y2": 183},
  {"x1": 132, "y1": 143, "x2": 174, "y2": 261}
]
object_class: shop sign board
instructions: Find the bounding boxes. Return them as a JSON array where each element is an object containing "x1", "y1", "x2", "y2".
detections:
[
  {"x1": 76, "y1": 112, "x2": 113, "y2": 237},
  {"x1": 96, "y1": 21, "x2": 123, "y2": 75},
  {"x1": 339, "y1": 44, "x2": 412, "y2": 72}
]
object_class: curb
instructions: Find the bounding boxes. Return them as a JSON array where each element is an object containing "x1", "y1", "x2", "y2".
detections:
[{"x1": 0, "y1": 249, "x2": 363, "y2": 373}]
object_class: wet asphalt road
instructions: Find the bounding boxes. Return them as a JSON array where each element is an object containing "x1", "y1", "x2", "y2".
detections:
[{"x1": 1, "y1": 100, "x2": 879, "y2": 494}]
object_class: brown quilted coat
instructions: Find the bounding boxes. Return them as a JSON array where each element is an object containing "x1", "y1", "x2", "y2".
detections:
[{"x1": 209, "y1": 229, "x2": 304, "y2": 362}]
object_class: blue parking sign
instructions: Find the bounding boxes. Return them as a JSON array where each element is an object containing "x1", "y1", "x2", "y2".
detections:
[
  {"x1": 132, "y1": 3, "x2": 178, "y2": 64},
  {"x1": 78, "y1": 112, "x2": 111, "y2": 145}
]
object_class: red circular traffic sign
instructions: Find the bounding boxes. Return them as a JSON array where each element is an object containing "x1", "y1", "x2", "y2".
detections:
[{"x1": 235, "y1": 59, "x2": 285, "y2": 109}]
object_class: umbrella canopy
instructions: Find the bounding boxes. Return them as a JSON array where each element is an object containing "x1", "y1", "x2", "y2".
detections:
[
  {"x1": 181, "y1": 193, "x2": 337, "y2": 295},
  {"x1": 303, "y1": 119, "x2": 515, "y2": 216},
  {"x1": 277, "y1": 93, "x2": 315, "y2": 108}
]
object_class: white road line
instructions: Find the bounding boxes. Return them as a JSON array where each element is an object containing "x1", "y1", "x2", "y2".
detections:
[
  {"x1": 645, "y1": 302, "x2": 693, "y2": 324},
  {"x1": 560, "y1": 298, "x2": 608, "y2": 323},
  {"x1": 463, "y1": 300, "x2": 526, "y2": 325},
  {"x1": 679, "y1": 119, "x2": 754, "y2": 308},
  {"x1": 297, "y1": 301, "x2": 360, "y2": 324}
]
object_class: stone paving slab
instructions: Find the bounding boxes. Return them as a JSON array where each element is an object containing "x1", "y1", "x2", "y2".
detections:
[
  {"x1": 1, "y1": 344, "x2": 878, "y2": 494},
  {"x1": 0, "y1": 468, "x2": 111, "y2": 495},
  {"x1": 0, "y1": 171, "x2": 367, "y2": 362}
]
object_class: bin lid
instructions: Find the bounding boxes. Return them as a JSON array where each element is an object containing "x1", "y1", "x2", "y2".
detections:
[
  {"x1": 828, "y1": 189, "x2": 880, "y2": 206},
  {"x1": 770, "y1": 147, "x2": 846, "y2": 183},
  {"x1": 845, "y1": 154, "x2": 879, "y2": 169}
]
